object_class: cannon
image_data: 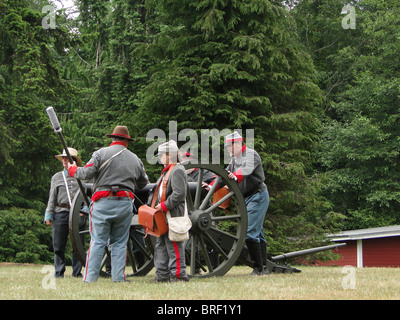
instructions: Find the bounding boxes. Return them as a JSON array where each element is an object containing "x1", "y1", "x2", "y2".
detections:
[
  {"x1": 44, "y1": 105, "x2": 342, "y2": 278},
  {"x1": 68, "y1": 163, "x2": 346, "y2": 278}
]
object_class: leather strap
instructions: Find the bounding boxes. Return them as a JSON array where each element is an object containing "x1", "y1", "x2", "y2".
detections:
[
  {"x1": 62, "y1": 171, "x2": 72, "y2": 207},
  {"x1": 150, "y1": 164, "x2": 176, "y2": 208},
  {"x1": 57, "y1": 203, "x2": 71, "y2": 209}
]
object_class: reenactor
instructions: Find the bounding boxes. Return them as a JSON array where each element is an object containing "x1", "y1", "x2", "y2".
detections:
[
  {"x1": 151, "y1": 140, "x2": 189, "y2": 282},
  {"x1": 67, "y1": 126, "x2": 148, "y2": 282},
  {"x1": 45, "y1": 148, "x2": 85, "y2": 278},
  {"x1": 208, "y1": 132, "x2": 270, "y2": 275}
]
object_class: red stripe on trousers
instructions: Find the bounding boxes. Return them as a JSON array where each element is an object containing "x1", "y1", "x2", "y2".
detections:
[
  {"x1": 123, "y1": 250, "x2": 127, "y2": 281},
  {"x1": 83, "y1": 205, "x2": 94, "y2": 281},
  {"x1": 172, "y1": 241, "x2": 181, "y2": 278}
]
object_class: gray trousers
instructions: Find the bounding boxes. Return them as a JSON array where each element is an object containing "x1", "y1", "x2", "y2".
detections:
[{"x1": 154, "y1": 234, "x2": 187, "y2": 280}]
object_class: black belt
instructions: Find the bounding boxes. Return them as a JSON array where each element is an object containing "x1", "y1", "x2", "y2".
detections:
[{"x1": 96, "y1": 185, "x2": 133, "y2": 194}]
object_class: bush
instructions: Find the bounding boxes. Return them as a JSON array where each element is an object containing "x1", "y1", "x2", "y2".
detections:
[{"x1": 0, "y1": 207, "x2": 53, "y2": 264}]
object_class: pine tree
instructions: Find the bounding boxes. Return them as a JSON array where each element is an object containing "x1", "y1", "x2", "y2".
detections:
[
  {"x1": 134, "y1": 0, "x2": 329, "y2": 251},
  {"x1": 61, "y1": 0, "x2": 155, "y2": 162},
  {"x1": 0, "y1": 0, "x2": 72, "y2": 208}
]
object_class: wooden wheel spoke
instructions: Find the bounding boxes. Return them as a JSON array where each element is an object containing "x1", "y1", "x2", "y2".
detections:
[
  {"x1": 211, "y1": 214, "x2": 241, "y2": 221},
  {"x1": 198, "y1": 234, "x2": 214, "y2": 273},
  {"x1": 186, "y1": 184, "x2": 194, "y2": 212},
  {"x1": 79, "y1": 229, "x2": 90, "y2": 236},
  {"x1": 125, "y1": 241, "x2": 136, "y2": 272},
  {"x1": 193, "y1": 168, "x2": 204, "y2": 209},
  {"x1": 210, "y1": 226, "x2": 239, "y2": 241},
  {"x1": 100, "y1": 248, "x2": 111, "y2": 272},
  {"x1": 190, "y1": 234, "x2": 197, "y2": 276},
  {"x1": 199, "y1": 176, "x2": 221, "y2": 210},
  {"x1": 130, "y1": 232, "x2": 153, "y2": 260},
  {"x1": 202, "y1": 230, "x2": 229, "y2": 260},
  {"x1": 203, "y1": 191, "x2": 234, "y2": 214}
]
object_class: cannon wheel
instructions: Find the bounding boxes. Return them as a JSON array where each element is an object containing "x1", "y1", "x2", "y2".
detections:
[
  {"x1": 183, "y1": 163, "x2": 247, "y2": 277},
  {"x1": 69, "y1": 192, "x2": 155, "y2": 278},
  {"x1": 69, "y1": 163, "x2": 247, "y2": 278}
]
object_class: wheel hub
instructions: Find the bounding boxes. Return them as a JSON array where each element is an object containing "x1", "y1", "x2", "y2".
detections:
[{"x1": 190, "y1": 209, "x2": 212, "y2": 232}]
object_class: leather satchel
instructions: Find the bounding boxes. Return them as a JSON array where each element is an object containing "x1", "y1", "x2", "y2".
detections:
[
  {"x1": 138, "y1": 164, "x2": 176, "y2": 237},
  {"x1": 138, "y1": 205, "x2": 168, "y2": 237}
]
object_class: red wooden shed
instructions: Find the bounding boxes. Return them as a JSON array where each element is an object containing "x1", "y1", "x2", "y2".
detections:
[{"x1": 321, "y1": 225, "x2": 400, "y2": 268}]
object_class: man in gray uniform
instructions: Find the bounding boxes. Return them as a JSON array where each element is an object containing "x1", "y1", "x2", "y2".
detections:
[
  {"x1": 209, "y1": 132, "x2": 270, "y2": 275},
  {"x1": 225, "y1": 132, "x2": 270, "y2": 275},
  {"x1": 45, "y1": 148, "x2": 84, "y2": 278},
  {"x1": 68, "y1": 126, "x2": 148, "y2": 282}
]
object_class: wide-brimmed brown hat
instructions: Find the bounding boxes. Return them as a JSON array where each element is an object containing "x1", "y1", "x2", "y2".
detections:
[
  {"x1": 106, "y1": 125, "x2": 134, "y2": 141},
  {"x1": 55, "y1": 148, "x2": 82, "y2": 166}
]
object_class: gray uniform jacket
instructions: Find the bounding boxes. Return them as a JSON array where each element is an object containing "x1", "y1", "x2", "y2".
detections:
[
  {"x1": 45, "y1": 169, "x2": 79, "y2": 220},
  {"x1": 70, "y1": 143, "x2": 148, "y2": 195},
  {"x1": 147, "y1": 163, "x2": 187, "y2": 218},
  {"x1": 226, "y1": 146, "x2": 267, "y2": 198}
]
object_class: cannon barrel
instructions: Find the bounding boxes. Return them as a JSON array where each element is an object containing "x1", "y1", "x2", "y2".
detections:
[
  {"x1": 133, "y1": 182, "x2": 202, "y2": 206},
  {"x1": 80, "y1": 182, "x2": 201, "y2": 206},
  {"x1": 271, "y1": 243, "x2": 347, "y2": 261}
]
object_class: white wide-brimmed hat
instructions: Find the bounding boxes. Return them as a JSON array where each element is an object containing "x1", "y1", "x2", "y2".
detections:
[{"x1": 55, "y1": 148, "x2": 82, "y2": 166}]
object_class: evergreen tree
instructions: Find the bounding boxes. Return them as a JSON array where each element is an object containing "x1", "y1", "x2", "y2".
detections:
[
  {"x1": 294, "y1": 0, "x2": 400, "y2": 229},
  {"x1": 62, "y1": 0, "x2": 154, "y2": 163},
  {"x1": 0, "y1": 0, "x2": 72, "y2": 208},
  {"x1": 134, "y1": 0, "x2": 330, "y2": 252},
  {"x1": 57, "y1": 0, "x2": 113, "y2": 161}
]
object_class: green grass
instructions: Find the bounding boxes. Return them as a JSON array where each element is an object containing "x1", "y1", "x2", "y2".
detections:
[{"x1": 1, "y1": 263, "x2": 400, "y2": 300}]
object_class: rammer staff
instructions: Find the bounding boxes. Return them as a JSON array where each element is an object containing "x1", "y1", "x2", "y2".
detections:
[{"x1": 46, "y1": 106, "x2": 90, "y2": 207}]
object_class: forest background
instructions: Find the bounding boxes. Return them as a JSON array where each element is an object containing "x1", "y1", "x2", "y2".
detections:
[{"x1": 1, "y1": 0, "x2": 399, "y2": 264}]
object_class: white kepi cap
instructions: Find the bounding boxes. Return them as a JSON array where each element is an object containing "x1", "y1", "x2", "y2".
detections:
[
  {"x1": 224, "y1": 132, "x2": 243, "y2": 146},
  {"x1": 158, "y1": 140, "x2": 179, "y2": 155}
]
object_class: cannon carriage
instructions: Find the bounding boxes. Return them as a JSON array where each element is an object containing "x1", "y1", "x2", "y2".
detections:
[{"x1": 69, "y1": 163, "x2": 345, "y2": 278}]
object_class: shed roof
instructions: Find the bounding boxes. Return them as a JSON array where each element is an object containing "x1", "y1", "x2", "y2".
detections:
[{"x1": 328, "y1": 225, "x2": 400, "y2": 241}]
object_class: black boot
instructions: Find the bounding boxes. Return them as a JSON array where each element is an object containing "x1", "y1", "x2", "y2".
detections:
[
  {"x1": 246, "y1": 240, "x2": 264, "y2": 276},
  {"x1": 260, "y1": 241, "x2": 270, "y2": 275}
]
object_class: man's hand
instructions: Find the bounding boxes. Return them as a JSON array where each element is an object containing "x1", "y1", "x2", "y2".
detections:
[
  {"x1": 202, "y1": 181, "x2": 210, "y2": 191},
  {"x1": 45, "y1": 220, "x2": 53, "y2": 226},
  {"x1": 67, "y1": 161, "x2": 77, "y2": 170},
  {"x1": 227, "y1": 171, "x2": 238, "y2": 181}
]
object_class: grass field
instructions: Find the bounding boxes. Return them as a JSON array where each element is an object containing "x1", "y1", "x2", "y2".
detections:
[{"x1": 1, "y1": 263, "x2": 399, "y2": 300}]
